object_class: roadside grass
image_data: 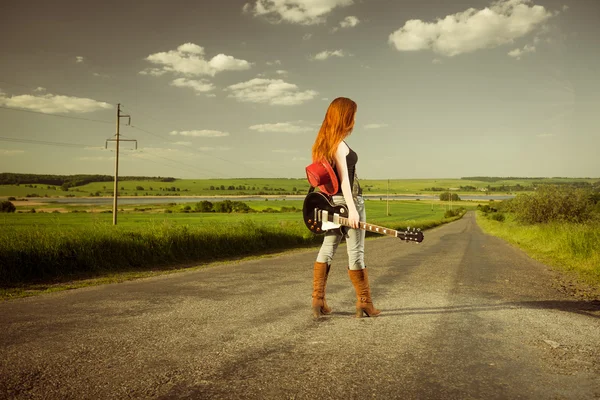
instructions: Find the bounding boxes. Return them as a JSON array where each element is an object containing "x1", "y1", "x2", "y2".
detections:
[
  {"x1": 476, "y1": 212, "x2": 600, "y2": 287},
  {"x1": 1, "y1": 200, "x2": 471, "y2": 299}
]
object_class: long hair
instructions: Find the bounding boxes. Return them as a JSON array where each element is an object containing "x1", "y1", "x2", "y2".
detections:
[{"x1": 312, "y1": 97, "x2": 357, "y2": 163}]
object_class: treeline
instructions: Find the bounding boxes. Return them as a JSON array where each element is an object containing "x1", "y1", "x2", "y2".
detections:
[
  {"x1": 0, "y1": 173, "x2": 176, "y2": 187},
  {"x1": 462, "y1": 176, "x2": 598, "y2": 183}
]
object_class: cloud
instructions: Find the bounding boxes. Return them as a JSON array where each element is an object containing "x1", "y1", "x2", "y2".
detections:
[
  {"x1": 170, "y1": 78, "x2": 215, "y2": 93},
  {"x1": 244, "y1": 0, "x2": 353, "y2": 25},
  {"x1": 340, "y1": 15, "x2": 360, "y2": 28},
  {"x1": 34, "y1": 87, "x2": 46, "y2": 93},
  {"x1": 75, "y1": 56, "x2": 84, "y2": 63},
  {"x1": 0, "y1": 149, "x2": 25, "y2": 155},
  {"x1": 275, "y1": 70, "x2": 288, "y2": 75},
  {"x1": 198, "y1": 146, "x2": 231, "y2": 151},
  {"x1": 272, "y1": 149, "x2": 298, "y2": 153},
  {"x1": 432, "y1": 58, "x2": 443, "y2": 64},
  {"x1": 92, "y1": 72, "x2": 110, "y2": 78},
  {"x1": 303, "y1": 33, "x2": 313, "y2": 40},
  {"x1": 226, "y1": 78, "x2": 317, "y2": 105},
  {"x1": 388, "y1": 0, "x2": 554, "y2": 57},
  {"x1": 249, "y1": 122, "x2": 313, "y2": 133},
  {"x1": 313, "y1": 49, "x2": 346, "y2": 60},
  {"x1": 174, "y1": 141, "x2": 192, "y2": 146},
  {"x1": 169, "y1": 130, "x2": 230, "y2": 137},
  {"x1": 363, "y1": 123, "x2": 389, "y2": 129},
  {"x1": 144, "y1": 43, "x2": 251, "y2": 77},
  {"x1": 0, "y1": 91, "x2": 112, "y2": 114},
  {"x1": 508, "y1": 44, "x2": 536, "y2": 59},
  {"x1": 139, "y1": 68, "x2": 168, "y2": 77},
  {"x1": 266, "y1": 60, "x2": 282, "y2": 66},
  {"x1": 536, "y1": 133, "x2": 555, "y2": 138}
]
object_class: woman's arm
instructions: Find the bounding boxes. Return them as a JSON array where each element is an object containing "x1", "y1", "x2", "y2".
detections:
[{"x1": 334, "y1": 142, "x2": 360, "y2": 228}]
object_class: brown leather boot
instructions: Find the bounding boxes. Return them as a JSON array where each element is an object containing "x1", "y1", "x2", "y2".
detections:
[
  {"x1": 348, "y1": 267, "x2": 381, "y2": 318},
  {"x1": 312, "y1": 262, "x2": 332, "y2": 318}
]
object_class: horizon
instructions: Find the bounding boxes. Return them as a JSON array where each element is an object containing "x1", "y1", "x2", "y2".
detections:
[{"x1": 1, "y1": 0, "x2": 599, "y2": 179}]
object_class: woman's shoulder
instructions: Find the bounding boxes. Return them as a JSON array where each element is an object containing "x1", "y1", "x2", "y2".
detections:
[{"x1": 336, "y1": 141, "x2": 350, "y2": 155}]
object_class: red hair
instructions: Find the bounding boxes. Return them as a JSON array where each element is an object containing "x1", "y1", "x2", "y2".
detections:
[{"x1": 312, "y1": 97, "x2": 357, "y2": 163}]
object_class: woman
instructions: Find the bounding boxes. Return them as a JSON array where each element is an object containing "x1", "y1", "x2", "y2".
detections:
[{"x1": 310, "y1": 97, "x2": 380, "y2": 318}]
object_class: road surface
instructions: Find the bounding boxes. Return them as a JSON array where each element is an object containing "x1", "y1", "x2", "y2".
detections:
[{"x1": 1, "y1": 212, "x2": 599, "y2": 399}]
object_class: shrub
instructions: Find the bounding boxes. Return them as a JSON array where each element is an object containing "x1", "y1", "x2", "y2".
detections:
[
  {"x1": 8, "y1": 197, "x2": 16, "y2": 201},
  {"x1": 0, "y1": 201, "x2": 16, "y2": 213},
  {"x1": 509, "y1": 185, "x2": 593, "y2": 224},
  {"x1": 490, "y1": 212, "x2": 505, "y2": 222}
]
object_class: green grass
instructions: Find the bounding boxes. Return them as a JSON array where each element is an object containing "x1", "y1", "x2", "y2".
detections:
[
  {"x1": 4, "y1": 177, "x2": 595, "y2": 199},
  {"x1": 0, "y1": 200, "x2": 472, "y2": 298},
  {"x1": 476, "y1": 212, "x2": 600, "y2": 288}
]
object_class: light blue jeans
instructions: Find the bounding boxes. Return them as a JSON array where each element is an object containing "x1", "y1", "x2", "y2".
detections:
[{"x1": 316, "y1": 195, "x2": 366, "y2": 270}]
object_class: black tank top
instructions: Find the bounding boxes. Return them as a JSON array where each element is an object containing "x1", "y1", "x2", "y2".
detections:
[{"x1": 334, "y1": 142, "x2": 359, "y2": 196}]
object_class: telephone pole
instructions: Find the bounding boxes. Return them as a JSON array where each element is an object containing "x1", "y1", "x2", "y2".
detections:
[
  {"x1": 105, "y1": 104, "x2": 136, "y2": 225},
  {"x1": 386, "y1": 179, "x2": 390, "y2": 216}
]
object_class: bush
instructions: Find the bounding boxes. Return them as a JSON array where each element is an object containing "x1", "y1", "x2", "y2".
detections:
[
  {"x1": 509, "y1": 185, "x2": 593, "y2": 224},
  {"x1": 7, "y1": 197, "x2": 16, "y2": 201},
  {"x1": 0, "y1": 201, "x2": 16, "y2": 213},
  {"x1": 439, "y1": 192, "x2": 461, "y2": 201},
  {"x1": 490, "y1": 212, "x2": 505, "y2": 222}
]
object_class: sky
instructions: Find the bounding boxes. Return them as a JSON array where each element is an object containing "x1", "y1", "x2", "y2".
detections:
[{"x1": 0, "y1": 0, "x2": 598, "y2": 179}]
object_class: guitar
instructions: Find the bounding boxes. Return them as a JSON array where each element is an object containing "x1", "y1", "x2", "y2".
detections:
[{"x1": 302, "y1": 192, "x2": 424, "y2": 243}]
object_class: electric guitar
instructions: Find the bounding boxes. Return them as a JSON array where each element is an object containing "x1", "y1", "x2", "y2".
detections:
[{"x1": 302, "y1": 192, "x2": 424, "y2": 243}]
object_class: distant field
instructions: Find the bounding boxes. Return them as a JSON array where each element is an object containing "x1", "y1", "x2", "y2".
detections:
[
  {"x1": 3, "y1": 177, "x2": 596, "y2": 199},
  {"x1": 2, "y1": 199, "x2": 472, "y2": 230}
]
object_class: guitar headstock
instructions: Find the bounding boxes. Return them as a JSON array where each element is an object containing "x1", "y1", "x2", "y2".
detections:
[{"x1": 397, "y1": 227, "x2": 424, "y2": 243}]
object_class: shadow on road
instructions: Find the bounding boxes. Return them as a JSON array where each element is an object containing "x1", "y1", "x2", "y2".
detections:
[{"x1": 379, "y1": 300, "x2": 600, "y2": 319}]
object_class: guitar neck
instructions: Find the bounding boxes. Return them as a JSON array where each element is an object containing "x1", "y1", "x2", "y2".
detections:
[{"x1": 336, "y1": 217, "x2": 398, "y2": 238}]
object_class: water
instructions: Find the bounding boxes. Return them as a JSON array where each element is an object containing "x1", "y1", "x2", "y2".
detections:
[{"x1": 27, "y1": 194, "x2": 516, "y2": 205}]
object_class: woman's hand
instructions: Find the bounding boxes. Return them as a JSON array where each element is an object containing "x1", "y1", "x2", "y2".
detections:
[{"x1": 348, "y1": 208, "x2": 360, "y2": 229}]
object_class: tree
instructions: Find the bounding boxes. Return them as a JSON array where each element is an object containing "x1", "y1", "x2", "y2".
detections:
[
  {"x1": 439, "y1": 192, "x2": 461, "y2": 201},
  {"x1": 136, "y1": 186, "x2": 144, "y2": 191},
  {"x1": 0, "y1": 201, "x2": 16, "y2": 213}
]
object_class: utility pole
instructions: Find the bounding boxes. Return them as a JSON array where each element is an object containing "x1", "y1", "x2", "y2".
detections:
[
  {"x1": 105, "y1": 104, "x2": 136, "y2": 225},
  {"x1": 387, "y1": 179, "x2": 390, "y2": 216}
]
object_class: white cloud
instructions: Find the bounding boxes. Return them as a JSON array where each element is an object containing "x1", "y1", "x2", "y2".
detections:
[
  {"x1": 313, "y1": 49, "x2": 345, "y2": 60},
  {"x1": 303, "y1": 33, "x2": 313, "y2": 40},
  {"x1": 249, "y1": 122, "x2": 313, "y2": 133},
  {"x1": 0, "y1": 91, "x2": 112, "y2": 114},
  {"x1": 92, "y1": 72, "x2": 110, "y2": 78},
  {"x1": 198, "y1": 146, "x2": 231, "y2": 151},
  {"x1": 275, "y1": 69, "x2": 288, "y2": 75},
  {"x1": 170, "y1": 78, "x2": 215, "y2": 93},
  {"x1": 244, "y1": 0, "x2": 353, "y2": 25},
  {"x1": 536, "y1": 133, "x2": 555, "y2": 138},
  {"x1": 266, "y1": 60, "x2": 282, "y2": 66},
  {"x1": 206, "y1": 93, "x2": 217, "y2": 98},
  {"x1": 0, "y1": 149, "x2": 25, "y2": 155},
  {"x1": 75, "y1": 56, "x2": 84, "y2": 63},
  {"x1": 34, "y1": 87, "x2": 46, "y2": 93},
  {"x1": 292, "y1": 156, "x2": 308, "y2": 161},
  {"x1": 169, "y1": 130, "x2": 230, "y2": 137},
  {"x1": 340, "y1": 16, "x2": 360, "y2": 28},
  {"x1": 508, "y1": 44, "x2": 536, "y2": 59},
  {"x1": 129, "y1": 147, "x2": 196, "y2": 161},
  {"x1": 272, "y1": 149, "x2": 298, "y2": 153},
  {"x1": 144, "y1": 43, "x2": 251, "y2": 77},
  {"x1": 562, "y1": 5, "x2": 569, "y2": 11},
  {"x1": 432, "y1": 58, "x2": 443, "y2": 64},
  {"x1": 388, "y1": 0, "x2": 554, "y2": 57},
  {"x1": 174, "y1": 141, "x2": 192, "y2": 146},
  {"x1": 139, "y1": 68, "x2": 167, "y2": 77},
  {"x1": 363, "y1": 123, "x2": 389, "y2": 129},
  {"x1": 226, "y1": 78, "x2": 317, "y2": 106}
]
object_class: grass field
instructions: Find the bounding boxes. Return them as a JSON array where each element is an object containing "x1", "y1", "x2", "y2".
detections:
[
  {"x1": 0, "y1": 200, "x2": 473, "y2": 297},
  {"x1": 476, "y1": 212, "x2": 600, "y2": 290},
  {"x1": 4, "y1": 177, "x2": 595, "y2": 198}
]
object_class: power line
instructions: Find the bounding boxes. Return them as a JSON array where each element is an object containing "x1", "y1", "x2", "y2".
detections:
[
  {"x1": 0, "y1": 106, "x2": 113, "y2": 124},
  {"x1": 127, "y1": 124, "x2": 281, "y2": 178},
  {"x1": 0, "y1": 136, "x2": 96, "y2": 149}
]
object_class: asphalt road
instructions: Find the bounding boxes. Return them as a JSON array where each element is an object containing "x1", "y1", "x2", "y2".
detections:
[{"x1": 1, "y1": 212, "x2": 599, "y2": 399}]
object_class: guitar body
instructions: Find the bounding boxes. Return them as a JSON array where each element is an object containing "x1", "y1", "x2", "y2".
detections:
[
  {"x1": 302, "y1": 191, "x2": 424, "y2": 243},
  {"x1": 302, "y1": 192, "x2": 347, "y2": 234}
]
